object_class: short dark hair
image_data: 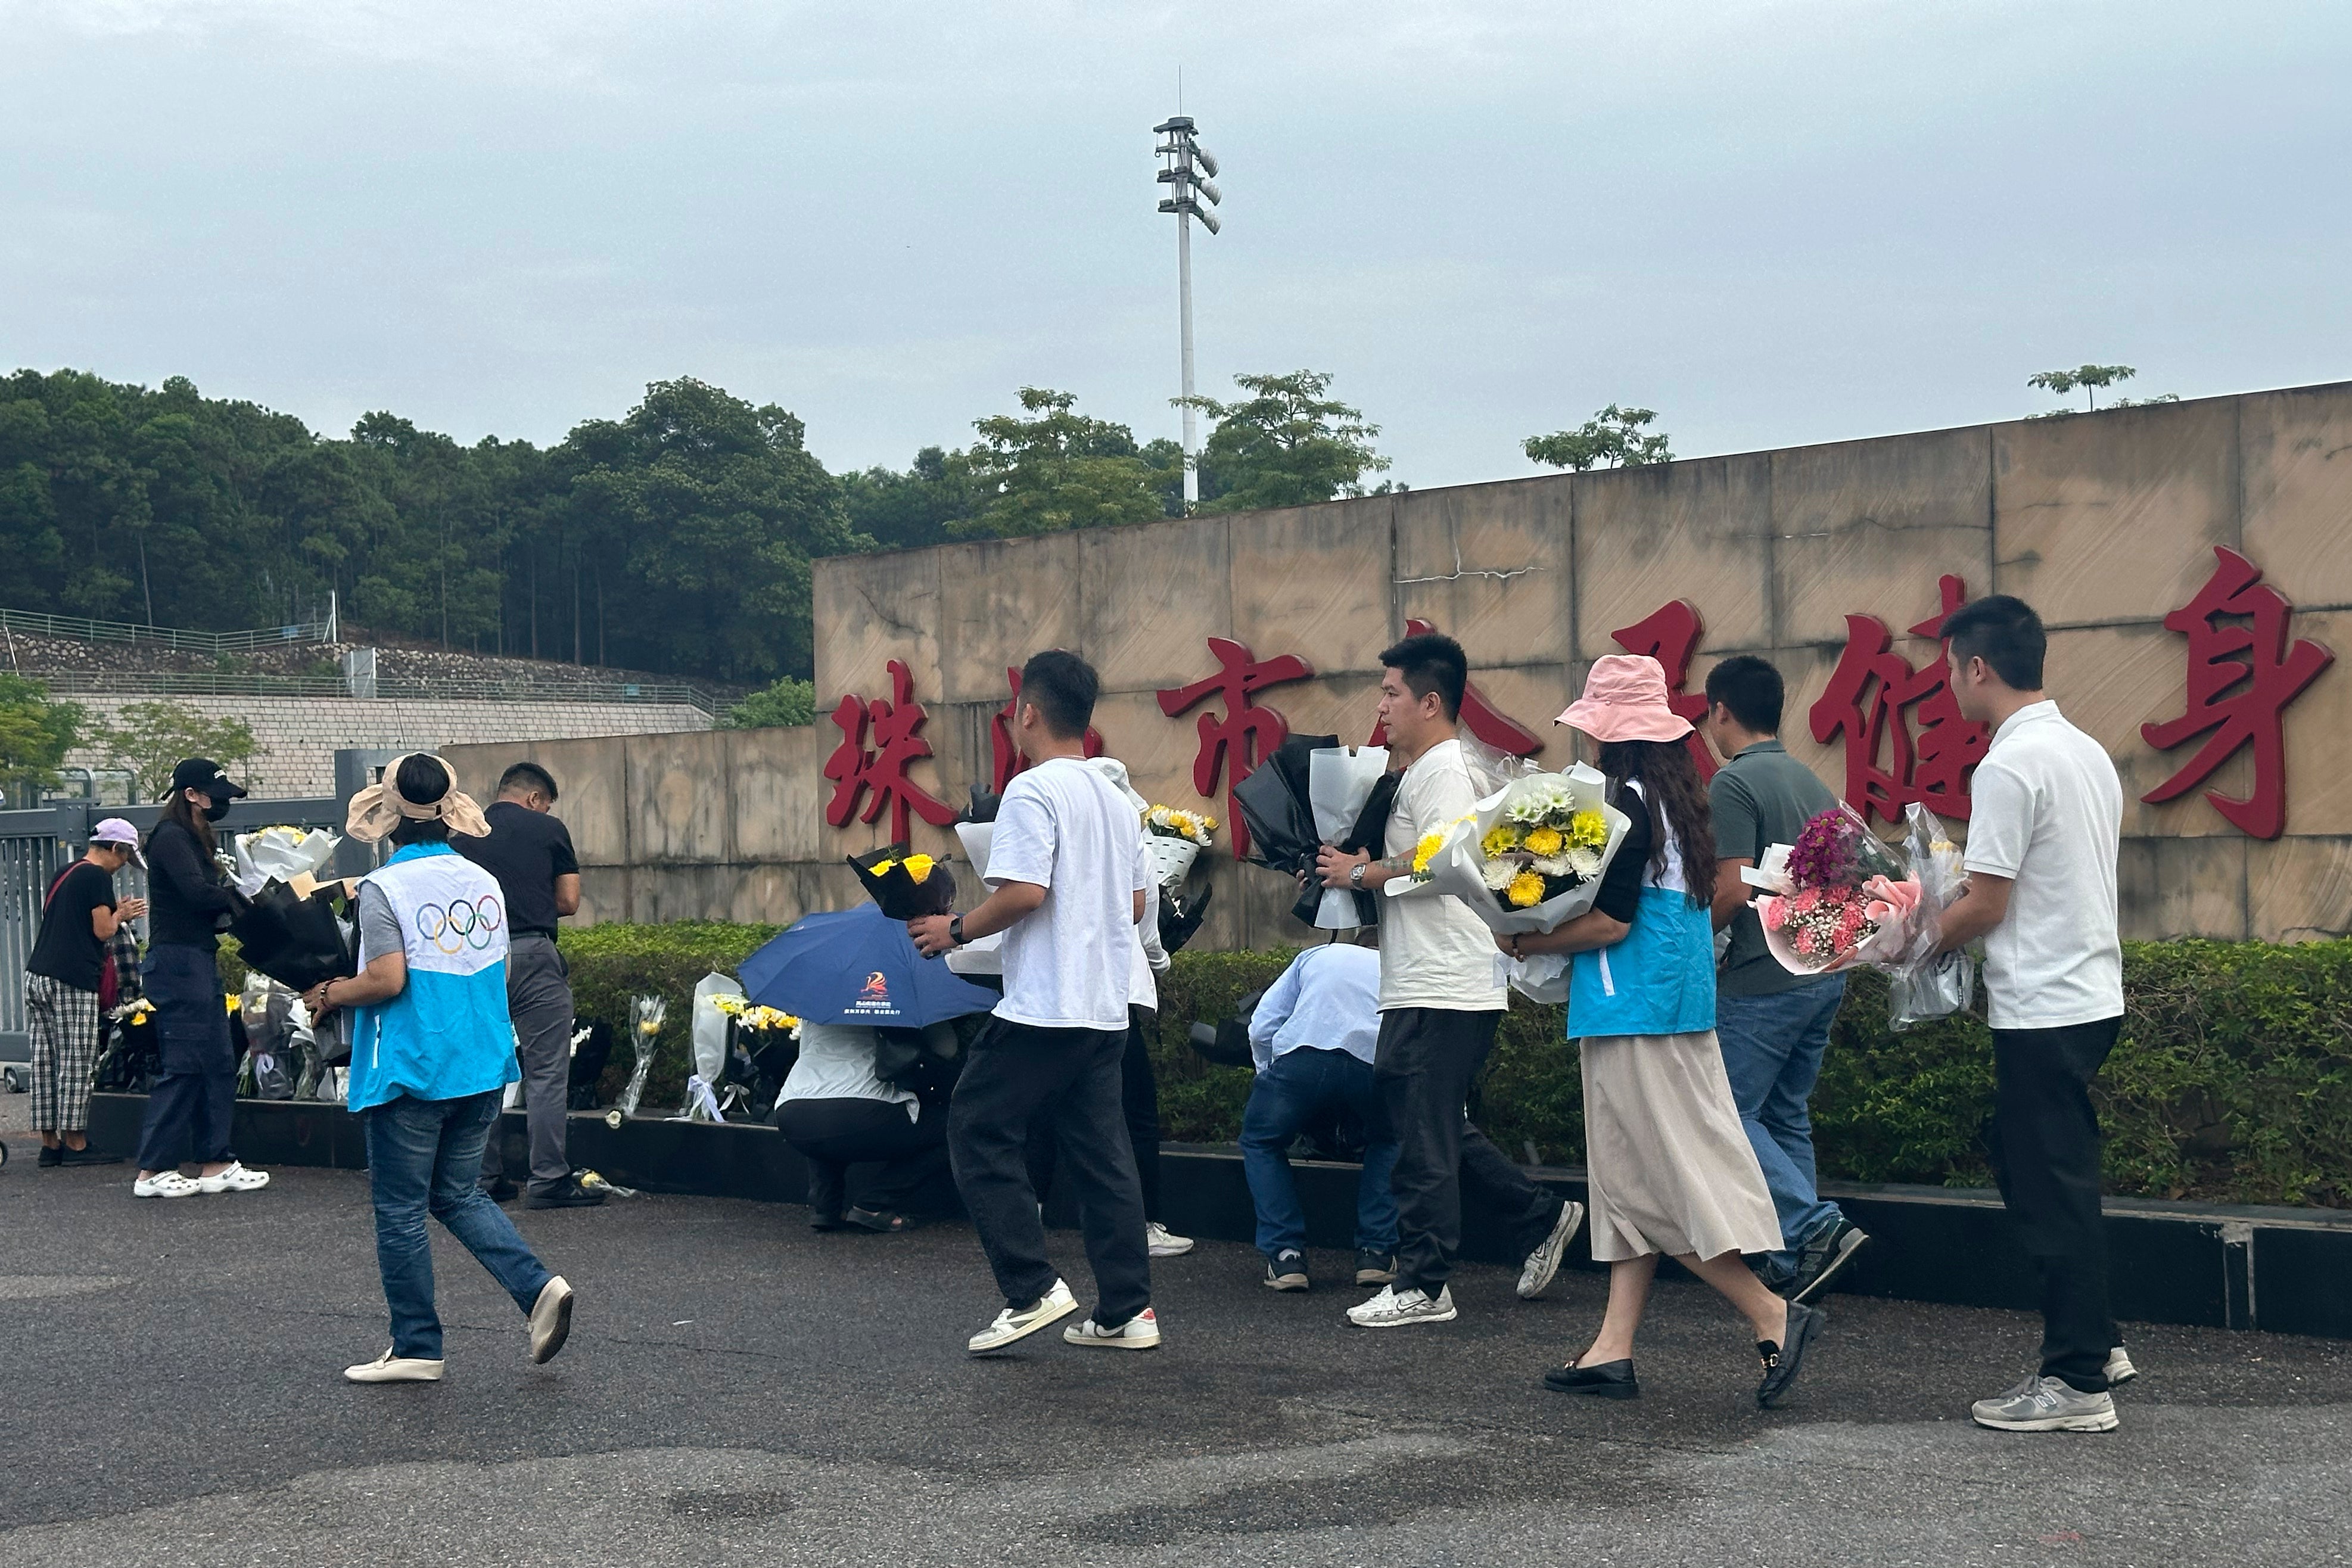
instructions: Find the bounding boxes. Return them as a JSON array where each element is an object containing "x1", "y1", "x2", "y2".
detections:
[
  {"x1": 391, "y1": 754, "x2": 453, "y2": 845},
  {"x1": 1704, "y1": 654, "x2": 1784, "y2": 735},
  {"x1": 499, "y1": 761, "x2": 559, "y2": 801},
  {"x1": 1379, "y1": 631, "x2": 1467, "y2": 721},
  {"x1": 1019, "y1": 649, "x2": 1099, "y2": 739},
  {"x1": 1942, "y1": 594, "x2": 2045, "y2": 691}
]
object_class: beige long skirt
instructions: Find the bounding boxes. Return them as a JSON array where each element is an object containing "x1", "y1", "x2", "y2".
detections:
[{"x1": 1581, "y1": 1028, "x2": 1782, "y2": 1264}]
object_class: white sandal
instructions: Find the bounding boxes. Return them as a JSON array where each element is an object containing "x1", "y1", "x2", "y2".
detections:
[
  {"x1": 196, "y1": 1162, "x2": 271, "y2": 1194},
  {"x1": 132, "y1": 1171, "x2": 201, "y2": 1199}
]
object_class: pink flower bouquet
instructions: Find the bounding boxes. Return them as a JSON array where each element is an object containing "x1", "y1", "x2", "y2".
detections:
[{"x1": 1750, "y1": 804, "x2": 1921, "y2": 975}]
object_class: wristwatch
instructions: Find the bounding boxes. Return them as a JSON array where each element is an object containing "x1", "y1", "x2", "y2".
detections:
[
  {"x1": 1349, "y1": 860, "x2": 1368, "y2": 889},
  {"x1": 948, "y1": 914, "x2": 966, "y2": 947}
]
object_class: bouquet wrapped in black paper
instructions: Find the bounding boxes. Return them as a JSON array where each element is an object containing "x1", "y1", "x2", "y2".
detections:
[
  {"x1": 228, "y1": 879, "x2": 356, "y2": 993},
  {"x1": 1233, "y1": 733, "x2": 1394, "y2": 927},
  {"x1": 848, "y1": 843, "x2": 959, "y2": 920}
]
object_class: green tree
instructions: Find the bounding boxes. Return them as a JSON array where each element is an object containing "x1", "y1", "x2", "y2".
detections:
[
  {"x1": 841, "y1": 446, "x2": 978, "y2": 552},
  {"x1": 1178, "y1": 370, "x2": 1390, "y2": 514},
  {"x1": 0, "y1": 674, "x2": 83, "y2": 797},
  {"x1": 720, "y1": 675, "x2": 817, "y2": 729},
  {"x1": 2027, "y1": 364, "x2": 2137, "y2": 413},
  {"x1": 1523, "y1": 405, "x2": 1674, "y2": 471},
  {"x1": 87, "y1": 700, "x2": 260, "y2": 799},
  {"x1": 947, "y1": 388, "x2": 1170, "y2": 539}
]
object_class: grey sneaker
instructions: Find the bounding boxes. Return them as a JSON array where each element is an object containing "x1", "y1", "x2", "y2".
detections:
[
  {"x1": 1517, "y1": 1200, "x2": 1587, "y2": 1300},
  {"x1": 2104, "y1": 1346, "x2": 2138, "y2": 1386},
  {"x1": 1784, "y1": 1219, "x2": 1869, "y2": 1304},
  {"x1": 1971, "y1": 1374, "x2": 2118, "y2": 1432}
]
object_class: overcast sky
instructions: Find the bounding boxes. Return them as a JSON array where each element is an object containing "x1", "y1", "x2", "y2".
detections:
[{"x1": 4, "y1": 1, "x2": 2347, "y2": 490}]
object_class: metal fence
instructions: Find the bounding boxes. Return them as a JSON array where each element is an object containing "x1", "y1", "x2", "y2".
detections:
[
  {"x1": 0, "y1": 605, "x2": 335, "y2": 655},
  {"x1": 32, "y1": 668, "x2": 721, "y2": 714},
  {"x1": 0, "y1": 795, "x2": 356, "y2": 1063}
]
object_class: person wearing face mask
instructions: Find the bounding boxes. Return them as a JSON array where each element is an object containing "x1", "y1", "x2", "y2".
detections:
[{"x1": 130, "y1": 758, "x2": 272, "y2": 1200}]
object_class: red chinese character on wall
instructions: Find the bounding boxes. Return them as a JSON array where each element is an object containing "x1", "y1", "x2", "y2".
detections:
[
  {"x1": 1366, "y1": 618, "x2": 1546, "y2": 759},
  {"x1": 823, "y1": 658, "x2": 959, "y2": 842},
  {"x1": 2140, "y1": 546, "x2": 2335, "y2": 840},
  {"x1": 1611, "y1": 599, "x2": 1718, "y2": 780},
  {"x1": 1810, "y1": 574, "x2": 1989, "y2": 823},
  {"x1": 991, "y1": 665, "x2": 1104, "y2": 793},
  {"x1": 1158, "y1": 636, "x2": 1314, "y2": 856}
]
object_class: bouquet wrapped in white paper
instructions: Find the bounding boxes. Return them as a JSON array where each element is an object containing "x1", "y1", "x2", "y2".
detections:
[
  {"x1": 232, "y1": 825, "x2": 342, "y2": 896},
  {"x1": 1305, "y1": 745, "x2": 1389, "y2": 929},
  {"x1": 1140, "y1": 804, "x2": 1214, "y2": 890},
  {"x1": 945, "y1": 821, "x2": 1006, "y2": 976},
  {"x1": 1415, "y1": 764, "x2": 1633, "y2": 937}
]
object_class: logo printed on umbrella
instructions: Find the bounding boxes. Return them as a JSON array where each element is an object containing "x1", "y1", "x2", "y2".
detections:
[{"x1": 860, "y1": 971, "x2": 889, "y2": 1000}]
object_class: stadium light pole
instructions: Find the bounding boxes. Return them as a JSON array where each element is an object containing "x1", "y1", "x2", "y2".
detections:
[{"x1": 1155, "y1": 114, "x2": 1220, "y2": 511}]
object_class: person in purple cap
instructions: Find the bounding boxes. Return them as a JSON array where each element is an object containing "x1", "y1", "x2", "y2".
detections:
[
  {"x1": 26, "y1": 819, "x2": 147, "y2": 1166},
  {"x1": 1511, "y1": 655, "x2": 1823, "y2": 1408}
]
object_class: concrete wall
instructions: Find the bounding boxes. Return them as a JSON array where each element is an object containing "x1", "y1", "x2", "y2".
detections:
[
  {"x1": 66, "y1": 693, "x2": 711, "y2": 798},
  {"x1": 449, "y1": 383, "x2": 2352, "y2": 946}
]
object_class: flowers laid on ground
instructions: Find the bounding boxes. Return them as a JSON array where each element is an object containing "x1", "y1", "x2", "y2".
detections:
[
  {"x1": 1751, "y1": 804, "x2": 1918, "y2": 973},
  {"x1": 1414, "y1": 765, "x2": 1629, "y2": 935},
  {"x1": 1144, "y1": 805, "x2": 1217, "y2": 846}
]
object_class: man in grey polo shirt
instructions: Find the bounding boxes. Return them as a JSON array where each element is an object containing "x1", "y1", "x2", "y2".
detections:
[
  {"x1": 1703, "y1": 655, "x2": 1869, "y2": 1303},
  {"x1": 1936, "y1": 594, "x2": 2129, "y2": 1435}
]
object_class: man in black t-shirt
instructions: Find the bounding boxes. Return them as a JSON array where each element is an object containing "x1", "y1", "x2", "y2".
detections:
[
  {"x1": 27, "y1": 819, "x2": 147, "y2": 1166},
  {"x1": 454, "y1": 762, "x2": 601, "y2": 1208}
]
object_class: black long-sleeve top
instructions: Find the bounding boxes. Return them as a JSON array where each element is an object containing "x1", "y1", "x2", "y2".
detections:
[{"x1": 146, "y1": 818, "x2": 239, "y2": 947}]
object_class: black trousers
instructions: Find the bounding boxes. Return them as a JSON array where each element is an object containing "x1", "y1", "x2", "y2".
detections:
[
  {"x1": 1374, "y1": 1007, "x2": 1557, "y2": 1295},
  {"x1": 775, "y1": 1096, "x2": 951, "y2": 1219},
  {"x1": 1025, "y1": 1007, "x2": 1163, "y2": 1221},
  {"x1": 1988, "y1": 1016, "x2": 2122, "y2": 1392},
  {"x1": 134, "y1": 942, "x2": 238, "y2": 1172},
  {"x1": 948, "y1": 1019, "x2": 1151, "y2": 1327}
]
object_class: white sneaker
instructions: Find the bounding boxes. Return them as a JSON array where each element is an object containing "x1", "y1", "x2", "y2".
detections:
[
  {"x1": 133, "y1": 1171, "x2": 201, "y2": 1199},
  {"x1": 1146, "y1": 1222, "x2": 1195, "y2": 1258},
  {"x1": 967, "y1": 1278, "x2": 1081, "y2": 1354},
  {"x1": 2104, "y1": 1346, "x2": 2139, "y2": 1386},
  {"x1": 1063, "y1": 1308, "x2": 1162, "y2": 1349},
  {"x1": 1346, "y1": 1284, "x2": 1457, "y2": 1329},
  {"x1": 1517, "y1": 1200, "x2": 1587, "y2": 1299},
  {"x1": 529, "y1": 1276, "x2": 575, "y2": 1364},
  {"x1": 344, "y1": 1348, "x2": 445, "y2": 1383},
  {"x1": 195, "y1": 1162, "x2": 270, "y2": 1194}
]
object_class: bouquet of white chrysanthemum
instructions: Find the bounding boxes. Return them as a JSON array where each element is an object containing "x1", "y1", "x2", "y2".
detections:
[
  {"x1": 1141, "y1": 803, "x2": 1216, "y2": 888},
  {"x1": 1417, "y1": 764, "x2": 1632, "y2": 937}
]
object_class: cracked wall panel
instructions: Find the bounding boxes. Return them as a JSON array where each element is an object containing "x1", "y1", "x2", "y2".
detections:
[
  {"x1": 2240, "y1": 384, "x2": 2352, "y2": 608},
  {"x1": 1993, "y1": 396, "x2": 2237, "y2": 629},
  {"x1": 1230, "y1": 497, "x2": 1395, "y2": 677},
  {"x1": 1575, "y1": 452, "x2": 1772, "y2": 659},
  {"x1": 727, "y1": 724, "x2": 834, "y2": 866},
  {"x1": 1079, "y1": 515, "x2": 1233, "y2": 692},
  {"x1": 1394, "y1": 477, "x2": 1574, "y2": 668},
  {"x1": 1772, "y1": 427, "x2": 1995, "y2": 646},
  {"x1": 935, "y1": 533, "x2": 1083, "y2": 704},
  {"x1": 812, "y1": 549, "x2": 943, "y2": 707}
]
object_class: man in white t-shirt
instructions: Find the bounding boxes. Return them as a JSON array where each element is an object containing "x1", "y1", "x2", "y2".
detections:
[
  {"x1": 1934, "y1": 594, "x2": 2130, "y2": 1435},
  {"x1": 1314, "y1": 632, "x2": 1583, "y2": 1330},
  {"x1": 909, "y1": 651, "x2": 1158, "y2": 1355}
]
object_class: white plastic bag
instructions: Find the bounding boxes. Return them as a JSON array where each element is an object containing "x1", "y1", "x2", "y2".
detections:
[
  {"x1": 616, "y1": 994, "x2": 665, "y2": 1118},
  {"x1": 1889, "y1": 803, "x2": 1977, "y2": 1029},
  {"x1": 945, "y1": 821, "x2": 1006, "y2": 977},
  {"x1": 1307, "y1": 745, "x2": 1388, "y2": 929}
]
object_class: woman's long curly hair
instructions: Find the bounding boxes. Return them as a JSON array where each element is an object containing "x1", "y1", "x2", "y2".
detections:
[{"x1": 1597, "y1": 738, "x2": 1716, "y2": 909}]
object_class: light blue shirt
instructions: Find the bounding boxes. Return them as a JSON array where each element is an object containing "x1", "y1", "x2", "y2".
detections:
[{"x1": 1247, "y1": 944, "x2": 1382, "y2": 1072}]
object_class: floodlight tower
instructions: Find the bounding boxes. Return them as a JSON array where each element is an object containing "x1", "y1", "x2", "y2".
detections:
[{"x1": 1155, "y1": 114, "x2": 1220, "y2": 511}]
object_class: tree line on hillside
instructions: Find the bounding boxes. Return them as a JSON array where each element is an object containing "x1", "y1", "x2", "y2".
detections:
[{"x1": 0, "y1": 368, "x2": 1400, "y2": 685}]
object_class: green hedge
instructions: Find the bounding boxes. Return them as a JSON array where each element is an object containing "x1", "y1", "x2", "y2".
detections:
[{"x1": 264, "y1": 919, "x2": 2348, "y2": 1210}]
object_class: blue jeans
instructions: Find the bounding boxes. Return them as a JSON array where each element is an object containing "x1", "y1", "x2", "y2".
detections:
[
  {"x1": 1716, "y1": 976, "x2": 1848, "y2": 1283},
  {"x1": 365, "y1": 1090, "x2": 554, "y2": 1359},
  {"x1": 1240, "y1": 1047, "x2": 1400, "y2": 1261}
]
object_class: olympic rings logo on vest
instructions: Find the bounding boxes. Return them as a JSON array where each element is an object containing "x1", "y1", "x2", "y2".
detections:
[{"x1": 415, "y1": 895, "x2": 505, "y2": 953}]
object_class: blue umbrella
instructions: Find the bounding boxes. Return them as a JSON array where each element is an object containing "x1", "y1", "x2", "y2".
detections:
[{"x1": 738, "y1": 903, "x2": 999, "y2": 1028}]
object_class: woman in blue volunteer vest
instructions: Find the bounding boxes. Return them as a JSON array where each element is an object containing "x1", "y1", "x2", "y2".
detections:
[
  {"x1": 305, "y1": 753, "x2": 576, "y2": 1385},
  {"x1": 1507, "y1": 655, "x2": 1825, "y2": 1408}
]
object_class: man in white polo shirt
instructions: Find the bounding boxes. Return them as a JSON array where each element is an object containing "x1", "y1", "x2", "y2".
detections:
[{"x1": 1934, "y1": 593, "x2": 2129, "y2": 1435}]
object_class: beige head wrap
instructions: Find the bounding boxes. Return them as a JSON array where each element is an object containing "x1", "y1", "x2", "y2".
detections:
[{"x1": 345, "y1": 752, "x2": 491, "y2": 843}]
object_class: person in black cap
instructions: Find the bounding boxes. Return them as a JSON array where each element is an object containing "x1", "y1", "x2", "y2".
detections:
[{"x1": 131, "y1": 758, "x2": 272, "y2": 1200}]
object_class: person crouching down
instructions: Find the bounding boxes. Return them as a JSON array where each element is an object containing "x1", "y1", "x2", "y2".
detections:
[
  {"x1": 306, "y1": 753, "x2": 575, "y2": 1385},
  {"x1": 1242, "y1": 939, "x2": 1398, "y2": 1291},
  {"x1": 776, "y1": 1022, "x2": 953, "y2": 1233}
]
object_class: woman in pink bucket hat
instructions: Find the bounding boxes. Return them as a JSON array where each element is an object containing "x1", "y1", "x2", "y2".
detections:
[{"x1": 1509, "y1": 654, "x2": 1826, "y2": 1407}]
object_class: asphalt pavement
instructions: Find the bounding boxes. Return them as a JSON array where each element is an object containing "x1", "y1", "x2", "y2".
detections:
[{"x1": 4, "y1": 1089, "x2": 2350, "y2": 1567}]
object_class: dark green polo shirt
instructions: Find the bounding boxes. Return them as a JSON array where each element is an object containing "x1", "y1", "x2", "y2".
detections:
[{"x1": 1710, "y1": 738, "x2": 1840, "y2": 997}]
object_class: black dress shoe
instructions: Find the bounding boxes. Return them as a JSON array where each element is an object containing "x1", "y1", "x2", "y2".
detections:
[
  {"x1": 1544, "y1": 1359, "x2": 1639, "y2": 1399},
  {"x1": 1757, "y1": 1299, "x2": 1825, "y2": 1408}
]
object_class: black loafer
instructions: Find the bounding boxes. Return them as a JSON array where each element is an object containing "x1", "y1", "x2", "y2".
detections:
[
  {"x1": 1757, "y1": 1300, "x2": 1825, "y2": 1408},
  {"x1": 1544, "y1": 1359, "x2": 1639, "y2": 1399}
]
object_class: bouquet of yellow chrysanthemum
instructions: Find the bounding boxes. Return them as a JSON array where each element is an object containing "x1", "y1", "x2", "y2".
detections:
[
  {"x1": 1416, "y1": 764, "x2": 1631, "y2": 938},
  {"x1": 1140, "y1": 803, "x2": 1216, "y2": 888},
  {"x1": 848, "y1": 842, "x2": 957, "y2": 919}
]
